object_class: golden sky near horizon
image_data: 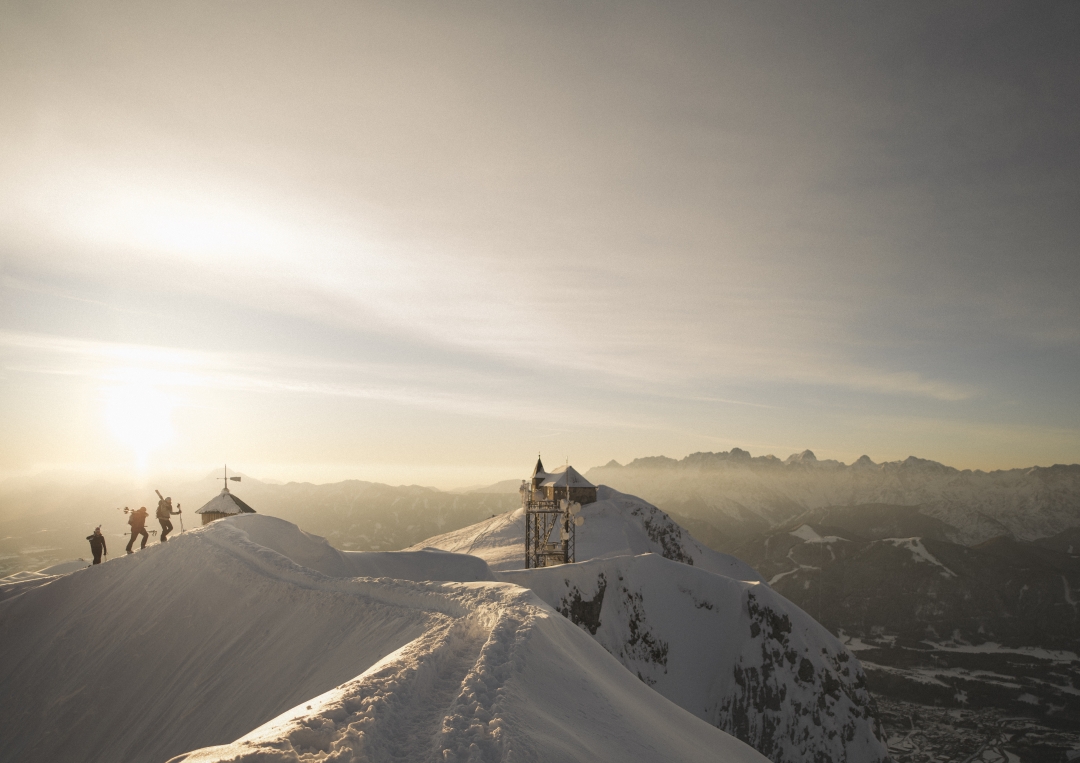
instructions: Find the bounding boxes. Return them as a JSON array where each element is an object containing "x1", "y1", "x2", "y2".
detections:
[{"x1": 2, "y1": 1, "x2": 1079, "y2": 487}]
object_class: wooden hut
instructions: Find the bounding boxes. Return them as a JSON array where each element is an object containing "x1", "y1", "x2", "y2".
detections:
[
  {"x1": 535, "y1": 461, "x2": 597, "y2": 506},
  {"x1": 195, "y1": 486, "x2": 256, "y2": 525}
]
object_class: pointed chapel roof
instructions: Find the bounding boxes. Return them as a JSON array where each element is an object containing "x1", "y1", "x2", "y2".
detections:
[
  {"x1": 195, "y1": 486, "x2": 256, "y2": 515},
  {"x1": 531, "y1": 455, "x2": 547, "y2": 480},
  {"x1": 538, "y1": 464, "x2": 595, "y2": 489}
]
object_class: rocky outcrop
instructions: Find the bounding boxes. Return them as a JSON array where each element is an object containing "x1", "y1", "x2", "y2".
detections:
[{"x1": 502, "y1": 554, "x2": 888, "y2": 763}]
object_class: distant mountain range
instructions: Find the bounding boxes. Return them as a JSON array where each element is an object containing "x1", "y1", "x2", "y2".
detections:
[
  {"x1": 586, "y1": 449, "x2": 1080, "y2": 550},
  {"x1": 582, "y1": 450, "x2": 1080, "y2": 759},
  {"x1": 4, "y1": 454, "x2": 1079, "y2": 761}
]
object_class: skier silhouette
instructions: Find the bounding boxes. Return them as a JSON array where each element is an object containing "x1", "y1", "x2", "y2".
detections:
[
  {"x1": 126, "y1": 507, "x2": 149, "y2": 553},
  {"x1": 156, "y1": 495, "x2": 181, "y2": 543},
  {"x1": 86, "y1": 526, "x2": 107, "y2": 564}
]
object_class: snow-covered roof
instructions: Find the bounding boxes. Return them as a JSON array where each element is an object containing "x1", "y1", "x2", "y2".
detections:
[
  {"x1": 531, "y1": 456, "x2": 546, "y2": 481},
  {"x1": 538, "y1": 464, "x2": 595, "y2": 489},
  {"x1": 195, "y1": 487, "x2": 256, "y2": 515}
]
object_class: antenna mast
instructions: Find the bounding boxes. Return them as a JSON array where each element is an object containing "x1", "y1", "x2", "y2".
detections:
[{"x1": 217, "y1": 464, "x2": 241, "y2": 491}]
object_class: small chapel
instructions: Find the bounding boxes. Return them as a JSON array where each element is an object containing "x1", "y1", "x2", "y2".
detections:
[{"x1": 195, "y1": 486, "x2": 257, "y2": 525}]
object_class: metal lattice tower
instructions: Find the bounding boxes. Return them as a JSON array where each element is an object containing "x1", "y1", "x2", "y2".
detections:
[{"x1": 522, "y1": 481, "x2": 582, "y2": 568}]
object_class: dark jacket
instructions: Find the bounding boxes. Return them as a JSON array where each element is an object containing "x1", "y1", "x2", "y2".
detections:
[
  {"x1": 129, "y1": 509, "x2": 148, "y2": 532},
  {"x1": 87, "y1": 532, "x2": 107, "y2": 554},
  {"x1": 156, "y1": 500, "x2": 179, "y2": 520}
]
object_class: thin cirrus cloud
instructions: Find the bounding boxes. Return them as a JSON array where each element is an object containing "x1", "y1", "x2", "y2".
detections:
[
  {"x1": 1, "y1": 0, "x2": 1077, "y2": 481},
  {"x1": 0, "y1": 330, "x2": 648, "y2": 430},
  {"x1": 4, "y1": 163, "x2": 978, "y2": 407},
  {"x1": 2, "y1": 157, "x2": 978, "y2": 411}
]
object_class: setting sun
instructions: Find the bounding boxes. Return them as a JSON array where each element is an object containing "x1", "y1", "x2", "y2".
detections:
[{"x1": 103, "y1": 383, "x2": 174, "y2": 469}]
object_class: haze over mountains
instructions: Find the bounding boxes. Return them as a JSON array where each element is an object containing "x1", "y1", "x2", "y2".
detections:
[
  {"x1": 581, "y1": 450, "x2": 1080, "y2": 761},
  {"x1": 0, "y1": 471, "x2": 518, "y2": 577},
  {"x1": 3, "y1": 448, "x2": 1080, "y2": 761},
  {"x1": 586, "y1": 449, "x2": 1080, "y2": 550}
]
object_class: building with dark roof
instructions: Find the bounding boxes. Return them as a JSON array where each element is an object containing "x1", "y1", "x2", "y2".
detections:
[
  {"x1": 528, "y1": 455, "x2": 597, "y2": 505},
  {"x1": 195, "y1": 486, "x2": 256, "y2": 525}
]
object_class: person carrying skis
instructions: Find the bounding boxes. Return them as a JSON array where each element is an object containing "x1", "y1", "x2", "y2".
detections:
[
  {"x1": 156, "y1": 495, "x2": 181, "y2": 543},
  {"x1": 86, "y1": 526, "x2": 107, "y2": 564},
  {"x1": 126, "y1": 506, "x2": 149, "y2": 553}
]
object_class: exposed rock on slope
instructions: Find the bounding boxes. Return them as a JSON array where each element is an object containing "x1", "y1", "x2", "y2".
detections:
[
  {"x1": 501, "y1": 554, "x2": 888, "y2": 763},
  {"x1": 417, "y1": 489, "x2": 888, "y2": 763},
  {"x1": 731, "y1": 512, "x2": 1080, "y2": 741}
]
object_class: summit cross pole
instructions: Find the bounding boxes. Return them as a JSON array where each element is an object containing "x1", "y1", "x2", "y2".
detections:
[{"x1": 218, "y1": 464, "x2": 242, "y2": 490}]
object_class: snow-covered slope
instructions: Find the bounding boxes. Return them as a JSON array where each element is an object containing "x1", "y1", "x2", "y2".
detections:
[
  {"x1": 0, "y1": 564, "x2": 82, "y2": 603},
  {"x1": 410, "y1": 486, "x2": 763, "y2": 581},
  {"x1": 340, "y1": 548, "x2": 496, "y2": 582},
  {"x1": 501, "y1": 554, "x2": 887, "y2": 763},
  {"x1": 0, "y1": 472, "x2": 519, "y2": 578},
  {"x1": 0, "y1": 514, "x2": 767, "y2": 763},
  {"x1": 413, "y1": 488, "x2": 888, "y2": 763},
  {"x1": 228, "y1": 515, "x2": 497, "y2": 582},
  {"x1": 588, "y1": 451, "x2": 1080, "y2": 545}
]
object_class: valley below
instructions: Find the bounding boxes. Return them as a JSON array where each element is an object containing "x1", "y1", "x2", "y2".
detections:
[{"x1": 589, "y1": 451, "x2": 1080, "y2": 763}]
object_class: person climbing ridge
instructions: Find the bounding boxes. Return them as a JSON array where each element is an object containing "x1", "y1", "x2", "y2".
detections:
[
  {"x1": 156, "y1": 492, "x2": 181, "y2": 543},
  {"x1": 86, "y1": 526, "x2": 107, "y2": 564},
  {"x1": 126, "y1": 506, "x2": 149, "y2": 553}
]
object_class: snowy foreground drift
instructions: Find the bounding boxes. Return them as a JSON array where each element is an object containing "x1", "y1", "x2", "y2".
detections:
[{"x1": 0, "y1": 515, "x2": 767, "y2": 763}]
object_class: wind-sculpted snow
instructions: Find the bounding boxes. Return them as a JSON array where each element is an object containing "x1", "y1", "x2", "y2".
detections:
[
  {"x1": 501, "y1": 554, "x2": 889, "y2": 763},
  {"x1": 410, "y1": 486, "x2": 763, "y2": 581},
  {"x1": 0, "y1": 514, "x2": 767, "y2": 763},
  {"x1": 170, "y1": 584, "x2": 764, "y2": 763}
]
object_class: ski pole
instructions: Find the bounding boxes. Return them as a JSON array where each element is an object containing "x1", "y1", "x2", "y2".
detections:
[{"x1": 178, "y1": 503, "x2": 185, "y2": 534}]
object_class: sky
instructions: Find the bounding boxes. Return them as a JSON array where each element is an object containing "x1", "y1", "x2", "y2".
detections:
[{"x1": 1, "y1": 0, "x2": 1079, "y2": 488}]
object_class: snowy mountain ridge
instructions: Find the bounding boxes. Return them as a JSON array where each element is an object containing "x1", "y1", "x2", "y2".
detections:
[
  {"x1": 409, "y1": 485, "x2": 763, "y2": 581},
  {"x1": 501, "y1": 554, "x2": 886, "y2": 763},
  {"x1": 418, "y1": 488, "x2": 888, "y2": 763},
  {"x1": 0, "y1": 486, "x2": 892, "y2": 763},
  {"x1": 0, "y1": 514, "x2": 767, "y2": 763}
]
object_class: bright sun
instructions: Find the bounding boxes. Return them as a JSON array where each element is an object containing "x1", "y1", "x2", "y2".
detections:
[{"x1": 104, "y1": 384, "x2": 175, "y2": 469}]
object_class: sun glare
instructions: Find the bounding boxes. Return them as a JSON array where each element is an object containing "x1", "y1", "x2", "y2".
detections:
[{"x1": 104, "y1": 384, "x2": 175, "y2": 470}]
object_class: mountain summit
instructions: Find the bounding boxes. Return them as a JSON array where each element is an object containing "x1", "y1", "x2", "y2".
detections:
[
  {"x1": 0, "y1": 514, "x2": 767, "y2": 763},
  {"x1": 419, "y1": 487, "x2": 888, "y2": 763},
  {"x1": 0, "y1": 487, "x2": 888, "y2": 763}
]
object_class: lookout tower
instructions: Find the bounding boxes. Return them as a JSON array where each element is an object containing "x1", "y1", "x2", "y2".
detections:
[
  {"x1": 195, "y1": 465, "x2": 256, "y2": 525},
  {"x1": 537, "y1": 463, "x2": 597, "y2": 506},
  {"x1": 521, "y1": 455, "x2": 593, "y2": 568}
]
